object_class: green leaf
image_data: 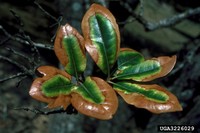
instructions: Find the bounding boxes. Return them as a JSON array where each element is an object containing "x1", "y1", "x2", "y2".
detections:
[
  {"x1": 54, "y1": 24, "x2": 86, "y2": 77},
  {"x1": 112, "y1": 82, "x2": 182, "y2": 113},
  {"x1": 62, "y1": 35, "x2": 86, "y2": 76},
  {"x1": 114, "y1": 60, "x2": 161, "y2": 81},
  {"x1": 117, "y1": 48, "x2": 144, "y2": 69},
  {"x1": 41, "y1": 74, "x2": 76, "y2": 97},
  {"x1": 113, "y1": 82, "x2": 168, "y2": 103},
  {"x1": 75, "y1": 76, "x2": 105, "y2": 104},
  {"x1": 82, "y1": 4, "x2": 120, "y2": 75}
]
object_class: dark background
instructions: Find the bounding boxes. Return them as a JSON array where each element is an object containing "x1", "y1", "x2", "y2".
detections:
[{"x1": 0, "y1": 0, "x2": 200, "y2": 133}]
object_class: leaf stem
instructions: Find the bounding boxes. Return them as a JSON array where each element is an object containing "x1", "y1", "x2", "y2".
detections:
[{"x1": 107, "y1": 80, "x2": 117, "y2": 87}]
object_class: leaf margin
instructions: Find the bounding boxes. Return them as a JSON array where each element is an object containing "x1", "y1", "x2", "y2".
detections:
[
  {"x1": 113, "y1": 55, "x2": 176, "y2": 81},
  {"x1": 82, "y1": 3, "x2": 120, "y2": 75},
  {"x1": 113, "y1": 83, "x2": 182, "y2": 113},
  {"x1": 29, "y1": 66, "x2": 72, "y2": 109},
  {"x1": 71, "y1": 76, "x2": 118, "y2": 120},
  {"x1": 54, "y1": 23, "x2": 86, "y2": 76}
]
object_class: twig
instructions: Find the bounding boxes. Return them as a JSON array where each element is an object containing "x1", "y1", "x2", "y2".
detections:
[
  {"x1": 0, "y1": 55, "x2": 28, "y2": 72},
  {"x1": 16, "y1": 75, "x2": 28, "y2": 87},
  {"x1": 6, "y1": 47, "x2": 32, "y2": 63},
  {"x1": 0, "y1": 10, "x2": 49, "y2": 83},
  {"x1": 0, "y1": 36, "x2": 10, "y2": 46},
  {"x1": 10, "y1": 9, "x2": 24, "y2": 26},
  {"x1": 5, "y1": 47, "x2": 37, "y2": 74},
  {"x1": 18, "y1": 31, "x2": 41, "y2": 64},
  {"x1": 0, "y1": 25, "x2": 53, "y2": 50},
  {"x1": 14, "y1": 107, "x2": 65, "y2": 115},
  {"x1": 0, "y1": 52, "x2": 37, "y2": 83},
  {"x1": 34, "y1": 1, "x2": 62, "y2": 42},
  {"x1": 0, "y1": 72, "x2": 27, "y2": 82},
  {"x1": 34, "y1": 1, "x2": 58, "y2": 22},
  {"x1": 119, "y1": 1, "x2": 200, "y2": 31},
  {"x1": 13, "y1": 106, "x2": 78, "y2": 115},
  {"x1": 10, "y1": 9, "x2": 45, "y2": 60},
  {"x1": 171, "y1": 37, "x2": 200, "y2": 74}
]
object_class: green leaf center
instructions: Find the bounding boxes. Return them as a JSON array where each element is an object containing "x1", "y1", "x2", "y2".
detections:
[
  {"x1": 42, "y1": 75, "x2": 75, "y2": 97},
  {"x1": 89, "y1": 13, "x2": 118, "y2": 74},
  {"x1": 113, "y1": 82, "x2": 169, "y2": 103},
  {"x1": 62, "y1": 35, "x2": 86, "y2": 77},
  {"x1": 75, "y1": 77, "x2": 105, "y2": 104}
]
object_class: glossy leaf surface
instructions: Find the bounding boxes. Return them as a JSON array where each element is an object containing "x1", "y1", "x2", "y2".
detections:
[
  {"x1": 71, "y1": 77, "x2": 118, "y2": 120},
  {"x1": 145, "y1": 56, "x2": 176, "y2": 81},
  {"x1": 54, "y1": 24, "x2": 86, "y2": 76},
  {"x1": 41, "y1": 75, "x2": 75, "y2": 97},
  {"x1": 114, "y1": 56, "x2": 176, "y2": 81},
  {"x1": 82, "y1": 4, "x2": 120, "y2": 74},
  {"x1": 29, "y1": 66, "x2": 72, "y2": 109},
  {"x1": 114, "y1": 60, "x2": 161, "y2": 81},
  {"x1": 113, "y1": 83, "x2": 182, "y2": 113},
  {"x1": 75, "y1": 76, "x2": 105, "y2": 104},
  {"x1": 117, "y1": 48, "x2": 144, "y2": 69},
  {"x1": 113, "y1": 82, "x2": 168, "y2": 103}
]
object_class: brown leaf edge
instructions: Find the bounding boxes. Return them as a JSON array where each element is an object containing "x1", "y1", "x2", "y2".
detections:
[
  {"x1": 117, "y1": 84, "x2": 182, "y2": 113},
  {"x1": 54, "y1": 23, "x2": 85, "y2": 67},
  {"x1": 81, "y1": 3, "x2": 120, "y2": 65},
  {"x1": 141, "y1": 55, "x2": 177, "y2": 81},
  {"x1": 71, "y1": 77, "x2": 118, "y2": 120},
  {"x1": 29, "y1": 66, "x2": 72, "y2": 109}
]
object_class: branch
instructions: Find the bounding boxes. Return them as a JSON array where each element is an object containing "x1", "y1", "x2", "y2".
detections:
[
  {"x1": 0, "y1": 9, "x2": 52, "y2": 83},
  {"x1": 0, "y1": 42, "x2": 41, "y2": 82},
  {"x1": 119, "y1": 1, "x2": 200, "y2": 31}
]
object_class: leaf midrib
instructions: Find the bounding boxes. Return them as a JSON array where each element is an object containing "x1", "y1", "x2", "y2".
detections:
[
  {"x1": 94, "y1": 14, "x2": 110, "y2": 75},
  {"x1": 45, "y1": 84, "x2": 74, "y2": 91},
  {"x1": 118, "y1": 54, "x2": 143, "y2": 69},
  {"x1": 68, "y1": 42, "x2": 78, "y2": 78},
  {"x1": 63, "y1": 36, "x2": 79, "y2": 79},
  {"x1": 112, "y1": 82, "x2": 167, "y2": 102},
  {"x1": 115, "y1": 62, "x2": 160, "y2": 79},
  {"x1": 79, "y1": 81, "x2": 101, "y2": 103}
]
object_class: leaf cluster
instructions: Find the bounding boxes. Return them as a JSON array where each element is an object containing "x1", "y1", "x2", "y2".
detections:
[{"x1": 29, "y1": 4, "x2": 182, "y2": 120}]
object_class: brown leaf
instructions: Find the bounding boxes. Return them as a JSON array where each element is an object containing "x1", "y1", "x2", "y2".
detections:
[
  {"x1": 29, "y1": 66, "x2": 71, "y2": 109},
  {"x1": 71, "y1": 77, "x2": 118, "y2": 120},
  {"x1": 117, "y1": 84, "x2": 182, "y2": 113}
]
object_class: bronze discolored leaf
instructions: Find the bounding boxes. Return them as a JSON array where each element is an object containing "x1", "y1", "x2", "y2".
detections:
[
  {"x1": 71, "y1": 77, "x2": 118, "y2": 120},
  {"x1": 29, "y1": 66, "x2": 72, "y2": 109}
]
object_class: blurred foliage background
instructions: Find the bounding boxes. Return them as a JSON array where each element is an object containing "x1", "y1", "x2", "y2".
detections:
[{"x1": 0, "y1": 0, "x2": 200, "y2": 133}]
